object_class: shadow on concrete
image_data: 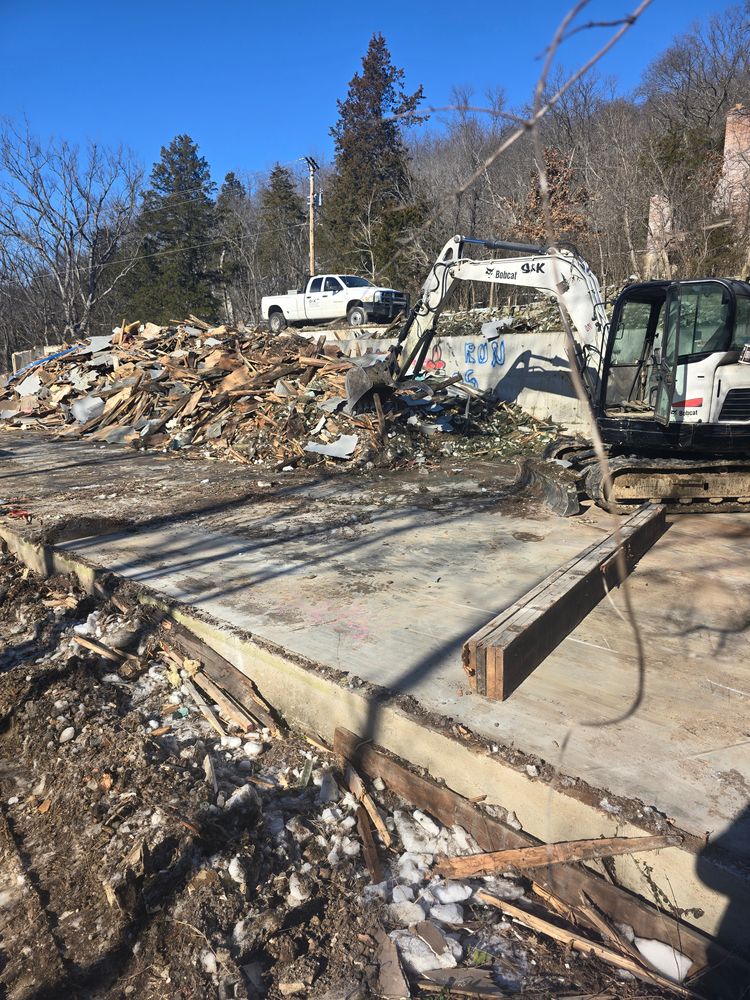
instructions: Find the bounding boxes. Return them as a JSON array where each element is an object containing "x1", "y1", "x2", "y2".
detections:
[
  {"x1": 493, "y1": 349, "x2": 578, "y2": 403},
  {"x1": 695, "y1": 804, "x2": 750, "y2": 998}
]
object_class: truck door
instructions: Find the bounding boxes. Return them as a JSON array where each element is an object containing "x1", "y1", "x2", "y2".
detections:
[
  {"x1": 305, "y1": 277, "x2": 324, "y2": 319},
  {"x1": 654, "y1": 286, "x2": 682, "y2": 425},
  {"x1": 307, "y1": 276, "x2": 344, "y2": 321}
]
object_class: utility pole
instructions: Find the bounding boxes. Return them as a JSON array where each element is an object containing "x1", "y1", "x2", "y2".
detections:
[{"x1": 303, "y1": 156, "x2": 319, "y2": 276}]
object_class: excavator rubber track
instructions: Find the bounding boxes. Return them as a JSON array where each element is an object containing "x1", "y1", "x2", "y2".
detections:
[
  {"x1": 544, "y1": 439, "x2": 750, "y2": 514},
  {"x1": 585, "y1": 455, "x2": 750, "y2": 513}
]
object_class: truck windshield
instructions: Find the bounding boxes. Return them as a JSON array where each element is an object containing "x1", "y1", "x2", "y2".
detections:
[{"x1": 340, "y1": 276, "x2": 372, "y2": 288}]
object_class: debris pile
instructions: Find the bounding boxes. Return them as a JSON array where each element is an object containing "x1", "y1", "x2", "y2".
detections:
[
  {"x1": 0, "y1": 319, "x2": 558, "y2": 468},
  {"x1": 0, "y1": 552, "x2": 710, "y2": 999}
]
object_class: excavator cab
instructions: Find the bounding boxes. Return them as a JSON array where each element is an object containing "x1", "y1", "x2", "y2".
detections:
[{"x1": 601, "y1": 279, "x2": 739, "y2": 427}]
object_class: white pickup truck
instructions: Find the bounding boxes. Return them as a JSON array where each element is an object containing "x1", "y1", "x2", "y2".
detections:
[{"x1": 261, "y1": 274, "x2": 409, "y2": 334}]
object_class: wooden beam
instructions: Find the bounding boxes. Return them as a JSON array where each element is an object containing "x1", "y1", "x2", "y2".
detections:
[
  {"x1": 434, "y1": 832, "x2": 682, "y2": 878},
  {"x1": 463, "y1": 503, "x2": 667, "y2": 700},
  {"x1": 333, "y1": 727, "x2": 739, "y2": 980}
]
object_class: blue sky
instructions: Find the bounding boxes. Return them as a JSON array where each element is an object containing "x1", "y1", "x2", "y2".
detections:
[{"x1": 0, "y1": 0, "x2": 732, "y2": 187}]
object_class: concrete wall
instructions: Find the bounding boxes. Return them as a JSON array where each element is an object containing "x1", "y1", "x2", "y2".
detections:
[{"x1": 338, "y1": 330, "x2": 590, "y2": 432}]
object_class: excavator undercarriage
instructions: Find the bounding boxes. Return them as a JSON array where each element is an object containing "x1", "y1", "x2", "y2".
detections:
[{"x1": 543, "y1": 439, "x2": 750, "y2": 515}]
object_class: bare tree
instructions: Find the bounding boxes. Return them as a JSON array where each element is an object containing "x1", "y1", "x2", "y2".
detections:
[{"x1": 0, "y1": 123, "x2": 143, "y2": 340}]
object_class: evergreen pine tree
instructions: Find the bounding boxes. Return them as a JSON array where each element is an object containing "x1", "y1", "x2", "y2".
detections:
[
  {"x1": 257, "y1": 164, "x2": 306, "y2": 291},
  {"x1": 322, "y1": 33, "x2": 424, "y2": 281},
  {"x1": 124, "y1": 135, "x2": 217, "y2": 321},
  {"x1": 216, "y1": 171, "x2": 248, "y2": 323}
]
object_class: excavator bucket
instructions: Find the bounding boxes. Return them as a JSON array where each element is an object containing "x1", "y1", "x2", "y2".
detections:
[{"x1": 344, "y1": 359, "x2": 395, "y2": 413}]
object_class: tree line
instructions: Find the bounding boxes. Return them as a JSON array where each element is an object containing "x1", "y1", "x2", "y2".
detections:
[{"x1": 1, "y1": 4, "x2": 749, "y2": 367}]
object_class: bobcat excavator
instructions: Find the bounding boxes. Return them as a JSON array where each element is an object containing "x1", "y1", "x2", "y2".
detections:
[{"x1": 382, "y1": 234, "x2": 750, "y2": 513}]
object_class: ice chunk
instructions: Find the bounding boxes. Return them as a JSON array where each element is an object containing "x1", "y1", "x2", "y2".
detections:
[
  {"x1": 228, "y1": 856, "x2": 245, "y2": 886},
  {"x1": 200, "y1": 949, "x2": 217, "y2": 974},
  {"x1": 390, "y1": 929, "x2": 461, "y2": 975},
  {"x1": 481, "y1": 875, "x2": 525, "y2": 901},
  {"x1": 413, "y1": 810, "x2": 440, "y2": 838},
  {"x1": 447, "y1": 825, "x2": 478, "y2": 855},
  {"x1": 341, "y1": 836, "x2": 360, "y2": 857},
  {"x1": 287, "y1": 873, "x2": 310, "y2": 905},
  {"x1": 429, "y1": 903, "x2": 464, "y2": 926},
  {"x1": 433, "y1": 883, "x2": 472, "y2": 905},
  {"x1": 393, "y1": 810, "x2": 439, "y2": 855},
  {"x1": 388, "y1": 900, "x2": 426, "y2": 926},
  {"x1": 363, "y1": 880, "x2": 390, "y2": 901},
  {"x1": 634, "y1": 938, "x2": 692, "y2": 982},
  {"x1": 392, "y1": 884, "x2": 415, "y2": 904}
]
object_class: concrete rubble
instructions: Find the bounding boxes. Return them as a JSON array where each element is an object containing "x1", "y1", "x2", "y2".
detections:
[{"x1": 0, "y1": 550, "x2": 703, "y2": 998}]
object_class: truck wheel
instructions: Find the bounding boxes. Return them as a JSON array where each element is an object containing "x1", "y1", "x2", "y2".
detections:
[
  {"x1": 347, "y1": 305, "x2": 367, "y2": 327},
  {"x1": 269, "y1": 311, "x2": 287, "y2": 334}
]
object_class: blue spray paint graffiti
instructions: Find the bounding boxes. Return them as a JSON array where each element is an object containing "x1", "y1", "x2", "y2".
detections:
[{"x1": 464, "y1": 339, "x2": 505, "y2": 368}]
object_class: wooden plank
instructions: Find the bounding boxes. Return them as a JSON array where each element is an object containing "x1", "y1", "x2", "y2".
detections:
[
  {"x1": 333, "y1": 728, "x2": 736, "y2": 978},
  {"x1": 465, "y1": 503, "x2": 667, "y2": 700},
  {"x1": 184, "y1": 679, "x2": 226, "y2": 737},
  {"x1": 434, "y1": 833, "x2": 682, "y2": 878}
]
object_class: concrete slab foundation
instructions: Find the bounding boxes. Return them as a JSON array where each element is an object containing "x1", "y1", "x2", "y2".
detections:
[{"x1": 2, "y1": 432, "x2": 749, "y2": 956}]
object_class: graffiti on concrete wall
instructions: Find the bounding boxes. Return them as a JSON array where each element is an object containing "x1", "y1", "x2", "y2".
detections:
[{"x1": 450, "y1": 338, "x2": 505, "y2": 389}]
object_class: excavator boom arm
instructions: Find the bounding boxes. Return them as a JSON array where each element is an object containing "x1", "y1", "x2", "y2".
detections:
[{"x1": 392, "y1": 235, "x2": 609, "y2": 400}]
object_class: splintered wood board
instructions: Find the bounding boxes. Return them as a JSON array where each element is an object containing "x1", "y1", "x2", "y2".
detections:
[{"x1": 463, "y1": 503, "x2": 667, "y2": 701}]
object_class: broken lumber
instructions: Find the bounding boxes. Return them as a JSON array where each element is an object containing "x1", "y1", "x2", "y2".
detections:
[
  {"x1": 477, "y1": 891, "x2": 692, "y2": 997},
  {"x1": 184, "y1": 679, "x2": 226, "y2": 738},
  {"x1": 167, "y1": 622, "x2": 281, "y2": 735},
  {"x1": 345, "y1": 764, "x2": 392, "y2": 847},
  {"x1": 463, "y1": 503, "x2": 667, "y2": 700},
  {"x1": 73, "y1": 635, "x2": 125, "y2": 662},
  {"x1": 333, "y1": 727, "x2": 733, "y2": 979},
  {"x1": 355, "y1": 805, "x2": 384, "y2": 884},
  {"x1": 417, "y1": 969, "x2": 506, "y2": 997},
  {"x1": 191, "y1": 669, "x2": 260, "y2": 733},
  {"x1": 434, "y1": 832, "x2": 682, "y2": 878}
]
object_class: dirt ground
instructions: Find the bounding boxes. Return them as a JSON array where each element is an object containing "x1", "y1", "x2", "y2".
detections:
[{"x1": 0, "y1": 552, "x2": 685, "y2": 999}]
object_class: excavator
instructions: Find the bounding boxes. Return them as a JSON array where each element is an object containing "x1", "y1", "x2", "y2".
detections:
[{"x1": 374, "y1": 234, "x2": 750, "y2": 513}]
